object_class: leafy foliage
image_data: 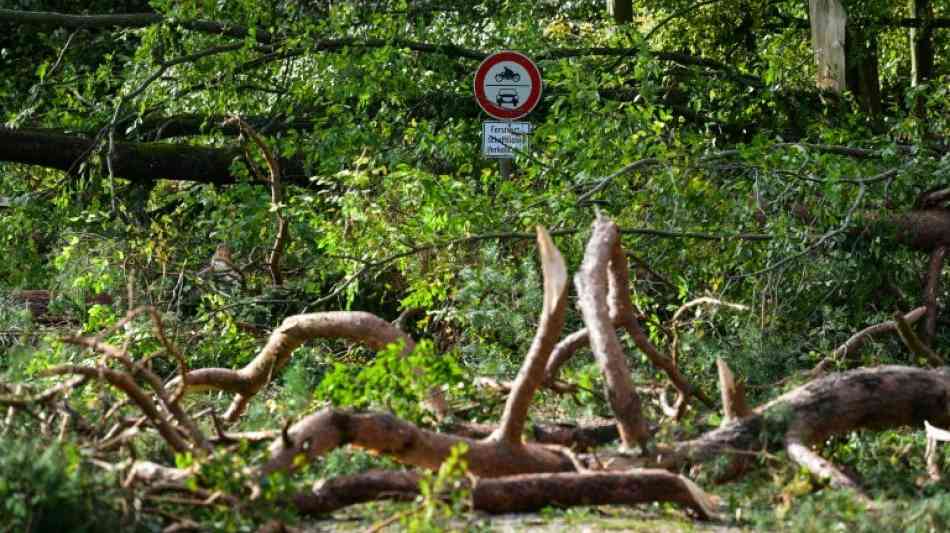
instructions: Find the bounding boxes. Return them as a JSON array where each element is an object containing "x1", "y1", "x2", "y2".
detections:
[
  {"x1": 0, "y1": 0, "x2": 949, "y2": 529},
  {"x1": 0, "y1": 436, "x2": 135, "y2": 532}
]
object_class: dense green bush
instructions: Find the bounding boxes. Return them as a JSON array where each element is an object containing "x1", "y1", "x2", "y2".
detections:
[{"x1": 0, "y1": 436, "x2": 139, "y2": 532}]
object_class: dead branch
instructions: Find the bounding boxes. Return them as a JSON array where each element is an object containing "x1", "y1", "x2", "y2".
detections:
[
  {"x1": 0, "y1": 376, "x2": 86, "y2": 407},
  {"x1": 894, "y1": 312, "x2": 944, "y2": 366},
  {"x1": 446, "y1": 419, "x2": 620, "y2": 451},
  {"x1": 716, "y1": 358, "x2": 750, "y2": 425},
  {"x1": 472, "y1": 470, "x2": 718, "y2": 518},
  {"x1": 258, "y1": 407, "x2": 573, "y2": 479},
  {"x1": 492, "y1": 226, "x2": 568, "y2": 444},
  {"x1": 785, "y1": 438, "x2": 865, "y2": 496},
  {"x1": 43, "y1": 365, "x2": 192, "y2": 453},
  {"x1": 924, "y1": 421, "x2": 950, "y2": 481},
  {"x1": 654, "y1": 365, "x2": 950, "y2": 485},
  {"x1": 291, "y1": 469, "x2": 421, "y2": 514},
  {"x1": 292, "y1": 468, "x2": 718, "y2": 519},
  {"x1": 142, "y1": 307, "x2": 190, "y2": 402},
  {"x1": 174, "y1": 311, "x2": 415, "y2": 421},
  {"x1": 607, "y1": 241, "x2": 714, "y2": 410},
  {"x1": 65, "y1": 336, "x2": 211, "y2": 452},
  {"x1": 576, "y1": 215, "x2": 651, "y2": 449},
  {"x1": 923, "y1": 246, "x2": 947, "y2": 346},
  {"x1": 543, "y1": 328, "x2": 592, "y2": 385},
  {"x1": 826, "y1": 306, "x2": 927, "y2": 364},
  {"x1": 260, "y1": 229, "x2": 581, "y2": 478}
]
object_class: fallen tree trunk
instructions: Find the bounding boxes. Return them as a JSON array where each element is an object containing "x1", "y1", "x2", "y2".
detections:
[
  {"x1": 292, "y1": 469, "x2": 719, "y2": 519},
  {"x1": 0, "y1": 126, "x2": 307, "y2": 186},
  {"x1": 659, "y1": 365, "x2": 950, "y2": 488},
  {"x1": 259, "y1": 407, "x2": 574, "y2": 478},
  {"x1": 39, "y1": 214, "x2": 950, "y2": 526}
]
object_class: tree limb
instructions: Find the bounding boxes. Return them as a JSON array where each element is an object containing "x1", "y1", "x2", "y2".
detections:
[
  {"x1": 492, "y1": 227, "x2": 568, "y2": 444},
  {"x1": 576, "y1": 215, "x2": 651, "y2": 450}
]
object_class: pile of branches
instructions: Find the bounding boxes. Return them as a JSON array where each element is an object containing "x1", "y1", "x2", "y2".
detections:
[{"x1": 3, "y1": 215, "x2": 949, "y2": 530}]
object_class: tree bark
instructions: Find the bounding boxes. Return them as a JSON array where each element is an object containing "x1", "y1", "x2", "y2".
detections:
[
  {"x1": 0, "y1": 127, "x2": 306, "y2": 185},
  {"x1": 292, "y1": 469, "x2": 718, "y2": 518},
  {"x1": 909, "y1": 0, "x2": 935, "y2": 88},
  {"x1": 607, "y1": 0, "x2": 633, "y2": 24},
  {"x1": 809, "y1": 0, "x2": 847, "y2": 92},
  {"x1": 576, "y1": 215, "x2": 651, "y2": 450},
  {"x1": 845, "y1": 25, "x2": 882, "y2": 117},
  {"x1": 662, "y1": 365, "x2": 950, "y2": 472}
]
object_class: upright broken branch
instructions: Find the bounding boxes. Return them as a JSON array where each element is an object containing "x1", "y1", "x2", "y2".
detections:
[
  {"x1": 716, "y1": 358, "x2": 750, "y2": 425},
  {"x1": 923, "y1": 246, "x2": 946, "y2": 346},
  {"x1": 492, "y1": 227, "x2": 568, "y2": 444},
  {"x1": 576, "y1": 215, "x2": 651, "y2": 450}
]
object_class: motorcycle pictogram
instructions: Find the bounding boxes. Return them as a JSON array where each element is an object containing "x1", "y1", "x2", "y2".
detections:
[{"x1": 494, "y1": 66, "x2": 521, "y2": 83}]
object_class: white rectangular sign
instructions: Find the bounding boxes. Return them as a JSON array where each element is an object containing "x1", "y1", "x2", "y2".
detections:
[{"x1": 482, "y1": 121, "x2": 531, "y2": 159}]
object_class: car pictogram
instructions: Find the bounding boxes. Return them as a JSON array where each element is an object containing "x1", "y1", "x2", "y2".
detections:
[{"x1": 495, "y1": 88, "x2": 519, "y2": 106}]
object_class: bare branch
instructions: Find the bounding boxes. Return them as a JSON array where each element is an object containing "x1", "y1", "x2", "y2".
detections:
[
  {"x1": 786, "y1": 438, "x2": 865, "y2": 495},
  {"x1": 576, "y1": 215, "x2": 651, "y2": 450},
  {"x1": 174, "y1": 311, "x2": 415, "y2": 421},
  {"x1": 826, "y1": 306, "x2": 927, "y2": 363},
  {"x1": 576, "y1": 158, "x2": 660, "y2": 204},
  {"x1": 894, "y1": 311, "x2": 944, "y2": 367},
  {"x1": 63, "y1": 336, "x2": 211, "y2": 452},
  {"x1": 493, "y1": 226, "x2": 568, "y2": 444},
  {"x1": 0, "y1": 376, "x2": 86, "y2": 407},
  {"x1": 923, "y1": 246, "x2": 947, "y2": 346},
  {"x1": 607, "y1": 240, "x2": 714, "y2": 410},
  {"x1": 42, "y1": 364, "x2": 191, "y2": 453}
]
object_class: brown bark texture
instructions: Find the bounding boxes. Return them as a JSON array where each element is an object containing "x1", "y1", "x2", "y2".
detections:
[
  {"x1": 662, "y1": 365, "x2": 950, "y2": 487},
  {"x1": 575, "y1": 215, "x2": 651, "y2": 449},
  {"x1": 0, "y1": 127, "x2": 306, "y2": 185},
  {"x1": 292, "y1": 469, "x2": 718, "y2": 519}
]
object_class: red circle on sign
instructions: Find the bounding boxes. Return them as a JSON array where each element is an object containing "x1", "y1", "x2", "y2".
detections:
[{"x1": 473, "y1": 51, "x2": 542, "y2": 120}]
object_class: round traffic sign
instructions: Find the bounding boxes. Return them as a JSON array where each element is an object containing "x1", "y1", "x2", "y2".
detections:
[{"x1": 473, "y1": 51, "x2": 542, "y2": 120}]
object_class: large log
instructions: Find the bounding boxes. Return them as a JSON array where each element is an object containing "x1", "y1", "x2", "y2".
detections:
[
  {"x1": 0, "y1": 127, "x2": 307, "y2": 185},
  {"x1": 662, "y1": 365, "x2": 950, "y2": 488}
]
